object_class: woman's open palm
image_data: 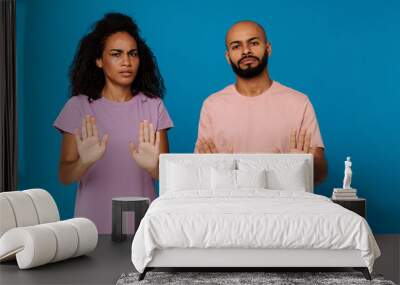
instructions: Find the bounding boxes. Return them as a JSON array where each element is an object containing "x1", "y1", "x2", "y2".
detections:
[
  {"x1": 129, "y1": 120, "x2": 160, "y2": 172},
  {"x1": 74, "y1": 116, "x2": 109, "y2": 165}
]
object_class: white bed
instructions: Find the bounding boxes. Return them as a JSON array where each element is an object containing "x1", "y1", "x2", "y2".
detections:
[{"x1": 131, "y1": 154, "x2": 380, "y2": 280}]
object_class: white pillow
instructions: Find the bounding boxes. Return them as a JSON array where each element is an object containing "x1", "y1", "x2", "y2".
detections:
[
  {"x1": 167, "y1": 163, "x2": 209, "y2": 191},
  {"x1": 211, "y1": 168, "x2": 267, "y2": 190},
  {"x1": 211, "y1": 168, "x2": 236, "y2": 190},
  {"x1": 266, "y1": 163, "x2": 308, "y2": 191},
  {"x1": 167, "y1": 160, "x2": 235, "y2": 191},
  {"x1": 238, "y1": 159, "x2": 309, "y2": 191},
  {"x1": 236, "y1": 169, "x2": 267, "y2": 189}
]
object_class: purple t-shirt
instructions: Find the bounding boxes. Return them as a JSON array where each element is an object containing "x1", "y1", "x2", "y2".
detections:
[{"x1": 53, "y1": 93, "x2": 173, "y2": 233}]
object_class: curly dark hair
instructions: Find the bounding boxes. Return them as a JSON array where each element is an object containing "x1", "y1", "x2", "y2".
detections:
[{"x1": 69, "y1": 13, "x2": 165, "y2": 100}]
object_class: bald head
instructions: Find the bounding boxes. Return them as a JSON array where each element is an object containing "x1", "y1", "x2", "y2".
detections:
[
  {"x1": 224, "y1": 20, "x2": 271, "y2": 79},
  {"x1": 225, "y1": 21, "x2": 268, "y2": 48}
]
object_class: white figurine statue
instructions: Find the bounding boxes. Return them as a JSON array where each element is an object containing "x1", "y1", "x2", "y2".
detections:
[{"x1": 342, "y1": 156, "x2": 352, "y2": 189}]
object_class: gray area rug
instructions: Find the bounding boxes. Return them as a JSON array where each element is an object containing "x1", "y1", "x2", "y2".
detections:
[{"x1": 116, "y1": 271, "x2": 396, "y2": 285}]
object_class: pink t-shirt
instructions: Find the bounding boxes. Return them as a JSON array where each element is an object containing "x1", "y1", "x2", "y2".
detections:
[
  {"x1": 196, "y1": 81, "x2": 324, "y2": 153},
  {"x1": 54, "y1": 93, "x2": 173, "y2": 233}
]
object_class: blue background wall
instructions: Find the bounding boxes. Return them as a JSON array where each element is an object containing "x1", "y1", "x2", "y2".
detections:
[{"x1": 16, "y1": 0, "x2": 400, "y2": 233}]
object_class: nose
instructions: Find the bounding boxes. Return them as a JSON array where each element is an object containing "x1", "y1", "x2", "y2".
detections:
[
  {"x1": 241, "y1": 45, "x2": 252, "y2": 57},
  {"x1": 121, "y1": 53, "x2": 131, "y2": 66}
]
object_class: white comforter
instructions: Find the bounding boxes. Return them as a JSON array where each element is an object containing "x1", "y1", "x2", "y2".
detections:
[{"x1": 131, "y1": 190, "x2": 380, "y2": 273}]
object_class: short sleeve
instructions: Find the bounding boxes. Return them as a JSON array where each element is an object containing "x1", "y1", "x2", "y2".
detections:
[
  {"x1": 300, "y1": 99, "x2": 325, "y2": 148},
  {"x1": 156, "y1": 100, "x2": 173, "y2": 131},
  {"x1": 195, "y1": 100, "x2": 214, "y2": 152},
  {"x1": 53, "y1": 97, "x2": 85, "y2": 134}
]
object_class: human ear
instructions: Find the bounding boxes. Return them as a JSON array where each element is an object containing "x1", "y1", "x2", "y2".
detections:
[
  {"x1": 266, "y1": 43, "x2": 272, "y2": 56},
  {"x1": 95, "y1": 58, "x2": 103, "y2": 68},
  {"x1": 225, "y1": 51, "x2": 231, "y2": 65}
]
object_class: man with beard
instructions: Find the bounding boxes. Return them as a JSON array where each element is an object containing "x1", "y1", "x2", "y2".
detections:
[{"x1": 195, "y1": 21, "x2": 327, "y2": 184}]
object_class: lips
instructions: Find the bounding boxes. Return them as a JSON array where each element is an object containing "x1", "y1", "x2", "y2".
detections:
[
  {"x1": 119, "y1": 71, "x2": 133, "y2": 76},
  {"x1": 239, "y1": 57, "x2": 258, "y2": 65}
]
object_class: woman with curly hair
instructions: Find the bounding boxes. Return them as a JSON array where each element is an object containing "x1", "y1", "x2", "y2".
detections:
[{"x1": 54, "y1": 13, "x2": 173, "y2": 233}]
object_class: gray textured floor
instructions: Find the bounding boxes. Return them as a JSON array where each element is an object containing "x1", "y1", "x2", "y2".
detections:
[
  {"x1": 0, "y1": 235, "x2": 134, "y2": 285},
  {"x1": 0, "y1": 235, "x2": 398, "y2": 285},
  {"x1": 374, "y1": 235, "x2": 400, "y2": 284}
]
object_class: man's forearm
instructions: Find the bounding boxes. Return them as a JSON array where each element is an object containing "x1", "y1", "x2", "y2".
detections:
[{"x1": 314, "y1": 156, "x2": 328, "y2": 185}]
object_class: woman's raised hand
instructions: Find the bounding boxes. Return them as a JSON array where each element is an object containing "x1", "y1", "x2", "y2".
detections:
[
  {"x1": 74, "y1": 115, "x2": 109, "y2": 165},
  {"x1": 129, "y1": 120, "x2": 160, "y2": 172}
]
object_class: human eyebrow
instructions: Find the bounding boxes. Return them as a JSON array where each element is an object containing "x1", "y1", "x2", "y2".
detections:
[
  {"x1": 247, "y1": 37, "x2": 261, "y2": 43},
  {"x1": 109, "y1": 49, "x2": 137, "y2": 53},
  {"x1": 229, "y1": 41, "x2": 241, "y2": 47},
  {"x1": 109, "y1": 49, "x2": 123, "y2": 53}
]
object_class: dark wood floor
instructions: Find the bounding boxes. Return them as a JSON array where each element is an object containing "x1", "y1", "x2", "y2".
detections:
[{"x1": 0, "y1": 235, "x2": 399, "y2": 285}]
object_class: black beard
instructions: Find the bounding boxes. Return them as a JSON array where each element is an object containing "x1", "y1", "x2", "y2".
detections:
[{"x1": 230, "y1": 52, "x2": 269, "y2": 79}]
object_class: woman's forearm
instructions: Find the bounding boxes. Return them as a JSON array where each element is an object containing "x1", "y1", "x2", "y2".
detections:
[
  {"x1": 146, "y1": 164, "x2": 159, "y2": 180},
  {"x1": 59, "y1": 159, "x2": 93, "y2": 185}
]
